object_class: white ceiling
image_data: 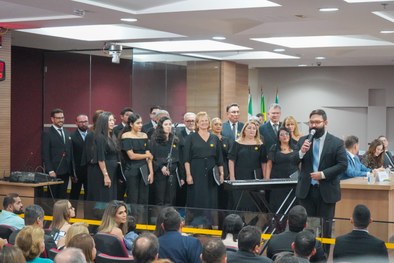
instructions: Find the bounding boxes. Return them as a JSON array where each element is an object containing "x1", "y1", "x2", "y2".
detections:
[{"x1": 2, "y1": 0, "x2": 394, "y2": 68}]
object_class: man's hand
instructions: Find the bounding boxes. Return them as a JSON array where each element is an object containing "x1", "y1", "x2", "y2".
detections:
[
  {"x1": 310, "y1": 172, "x2": 322, "y2": 181},
  {"x1": 301, "y1": 140, "x2": 311, "y2": 154}
]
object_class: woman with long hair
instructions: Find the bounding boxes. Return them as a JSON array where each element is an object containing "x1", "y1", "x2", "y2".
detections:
[
  {"x1": 283, "y1": 116, "x2": 302, "y2": 142},
  {"x1": 50, "y1": 200, "x2": 75, "y2": 247},
  {"x1": 121, "y1": 113, "x2": 154, "y2": 205},
  {"x1": 150, "y1": 116, "x2": 181, "y2": 205},
  {"x1": 362, "y1": 139, "x2": 385, "y2": 169},
  {"x1": 67, "y1": 233, "x2": 97, "y2": 263},
  {"x1": 57, "y1": 222, "x2": 89, "y2": 249},
  {"x1": 98, "y1": 200, "x2": 128, "y2": 240},
  {"x1": 16, "y1": 226, "x2": 52, "y2": 263},
  {"x1": 265, "y1": 127, "x2": 299, "y2": 212},
  {"x1": 87, "y1": 111, "x2": 119, "y2": 202}
]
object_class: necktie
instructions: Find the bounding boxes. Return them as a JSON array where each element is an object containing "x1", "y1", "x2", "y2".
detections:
[
  {"x1": 232, "y1": 123, "x2": 237, "y2": 139},
  {"x1": 58, "y1": 128, "x2": 65, "y2": 143},
  {"x1": 81, "y1": 132, "x2": 87, "y2": 141},
  {"x1": 273, "y1": 124, "x2": 278, "y2": 135},
  {"x1": 312, "y1": 138, "x2": 320, "y2": 185}
]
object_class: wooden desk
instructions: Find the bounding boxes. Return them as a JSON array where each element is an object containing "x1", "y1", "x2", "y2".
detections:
[
  {"x1": 335, "y1": 176, "x2": 394, "y2": 241},
  {"x1": 0, "y1": 180, "x2": 64, "y2": 207}
]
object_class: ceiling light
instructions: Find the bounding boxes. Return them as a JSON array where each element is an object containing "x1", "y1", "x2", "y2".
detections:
[
  {"x1": 298, "y1": 64, "x2": 308, "y2": 67},
  {"x1": 121, "y1": 18, "x2": 138, "y2": 22},
  {"x1": 212, "y1": 36, "x2": 226, "y2": 40},
  {"x1": 344, "y1": 0, "x2": 393, "y2": 3},
  {"x1": 108, "y1": 44, "x2": 122, "y2": 64},
  {"x1": 315, "y1": 56, "x2": 326, "y2": 60},
  {"x1": 319, "y1": 8, "x2": 339, "y2": 12},
  {"x1": 380, "y1": 30, "x2": 394, "y2": 33},
  {"x1": 373, "y1": 11, "x2": 394, "y2": 23},
  {"x1": 273, "y1": 48, "x2": 285, "y2": 52}
]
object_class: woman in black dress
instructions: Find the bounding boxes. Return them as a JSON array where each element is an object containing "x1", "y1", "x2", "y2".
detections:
[
  {"x1": 87, "y1": 111, "x2": 119, "y2": 202},
  {"x1": 265, "y1": 127, "x2": 299, "y2": 213},
  {"x1": 184, "y1": 111, "x2": 224, "y2": 209},
  {"x1": 121, "y1": 113, "x2": 153, "y2": 205},
  {"x1": 150, "y1": 116, "x2": 181, "y2": 206},
  {"x1": 228, "y1": 121, "x2": 266, "y2": 211}
]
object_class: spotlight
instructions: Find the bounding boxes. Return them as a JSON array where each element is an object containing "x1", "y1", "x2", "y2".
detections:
[
  {"x1": 111, "y1": 53, "x2": 120, "y2": 64},
  {"x1": 108, "y1": 44, "x2": 122, "y2": 64}
]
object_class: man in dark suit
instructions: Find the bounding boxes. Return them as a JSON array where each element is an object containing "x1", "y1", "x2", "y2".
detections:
[
  {"x1": 227, "y1": 226, "x2": 272, "y2": 263},
  {"x1": 41, "y1": 108, "x2": 73, "y2": 199},
  {"x1": 292, "y1": 230, "x2": 317, "y2": 263},
  {"x1": 222, "y1": 103, "x2": 244, "y2": 146},
  {"x1": 259, "y1": 103, "x2": 282, "y2": 153},
  {"x1": 113, "y1": 107, "x2": 133, "y2": 137},
  {"x1": 297, "y1": 109, "x2": 347, "y2": 253},
  {"x1": 70, "y1": 114, "x2": 89, "y2": 200},
  {"x1": 142, "y1": 105, "x2": 160, "y2": 134},
  {"x1": 333, "y1": 204, "x2": 389, "y2": 263},
  {"x1": 267, "y1": 205, "x2": 326, "y2": 262},
  {"x1": 378, "y1": 135, "x2": 394, "y2": 168}
]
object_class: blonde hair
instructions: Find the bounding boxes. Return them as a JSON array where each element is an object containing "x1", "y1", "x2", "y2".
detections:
[
  {"x1": 65, "y1": 222, "x2": 89, "y2": 247},
  {"x1": 283, "y1": 116, "x2": 301, "y2": 137},
  {"x1": 98, "y1": 200, "x2": 128, "y2": 235},
  {"x1": 68, "y1": 233, "x2": 95, "y2": 263},
  {"x1": 195, "y1": 112, "x2": 210, "y2": 132},
  {"x1": 237, "y1": 121, "x2": 262, "y2": 145},
  {"x1": 15, "y1": 226, "x2": 44, "y2": 261},
  {"x1": 50, "y1": 200, "x2": 71, "y2": 230}
]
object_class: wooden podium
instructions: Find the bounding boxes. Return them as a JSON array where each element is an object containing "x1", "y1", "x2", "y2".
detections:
[
  {"x1": 335, "y1": 175, "x2": 394, "y2": 242},
  {"x1": 0, "y1": 180, "x2": 64, "y2": 207}
]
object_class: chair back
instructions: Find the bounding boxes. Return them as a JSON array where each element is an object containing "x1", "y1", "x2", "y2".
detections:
[
  {"x1": 0, "y1": 224, "x2": 16, "y2": 240},
  {"x1": 95, "y1": 253, "x2": 134, "y2": 263},
  {"x1": 93, "y1": 233, "x2": 129, "y2": 257}
]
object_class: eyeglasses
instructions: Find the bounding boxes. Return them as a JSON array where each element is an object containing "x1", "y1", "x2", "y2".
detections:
[
  {"x1": 185, "y1": 120, "x2": 195, "y2": 123},
  {"x1": 54, "y1": 117, "x2": 64, "y2": 120},
  {"x1": 279, "y1": 132, "x2": 290, "y2": 137},
  {"x1": 308, "y1": 120, "x2": 324, "y2": 126}
]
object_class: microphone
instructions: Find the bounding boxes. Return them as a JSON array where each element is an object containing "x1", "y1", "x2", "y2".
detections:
[{"x1": 307, "y1": 129, "x2": 316, "y2": 142}]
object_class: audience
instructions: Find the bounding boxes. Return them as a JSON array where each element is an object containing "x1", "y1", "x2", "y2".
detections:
[
  {"x1": 125, "y1": 215, "x2": 139, "y2": 251},
  {"x1": 292, "y1": 230, "x2": 316, "y2": 263},
  {"x1": 50, "y1": 200, "x2": 75, "y2": 246},
  {"x1": 67, "y1": 233, "x2": 96, "y2": 263},
  {"x1": 201, "y1": 238, "x2": 227, "y2": 263},
  {"x1": 220, "y1": 214, "x2": 244, "y2": 250},
  {"x1": 61, "y1": 222, "x2": 89, "y2": 249},
  {"x1": 54, "y1": 247, "x2": 87, "y2": 263},
  {"x1": 333, "y1": 204, "x2": 389, "y2": 263},
  {"x1": 16, "y1": 225, "x2": 53, "y2": 262},
  {"x1": 0, "y1": 193, "x2": 25, "y2": 229},
  {"x1": 97, "y1": 200, "x2": 128, "y2": 240},
  {"x1": 132, "y1": 232, "x2": 159, "y2": 263},
  {"x1": 0, "y1": 246, "x2": 26, "y2": 263}
]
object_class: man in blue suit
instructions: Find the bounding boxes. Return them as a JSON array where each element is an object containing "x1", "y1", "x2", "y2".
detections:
[
  {"x1": 222, "y1": 103, "x2": 244, "y2": 145},
  {"x1": 259, "y1": 103, "x2": 282, "y2": 153},
  {"x1": 340, "y1": 135, "x2": 372, "y2": 180}
]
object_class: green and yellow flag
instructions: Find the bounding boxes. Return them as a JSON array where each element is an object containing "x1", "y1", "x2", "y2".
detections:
[
  {"x1": 275, "y1": 88, "x2": 279, "y2": 103},
  {"x1": 248, "y1": 91, "x2": 253, "y2": 119},
  {"x1": 261, "y1": 91, "x2": 266, "y2": 122}
]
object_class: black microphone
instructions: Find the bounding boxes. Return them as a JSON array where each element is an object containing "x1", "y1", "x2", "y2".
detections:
[{"x1": 307, "y1": 129, "x2": 316, "y2": 142}]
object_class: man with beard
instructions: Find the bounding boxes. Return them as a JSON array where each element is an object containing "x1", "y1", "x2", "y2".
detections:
[
  {"x1": 0, "y1": 193, "x2": 24, "y2": 229},
  {"x1": 297, "y1": 109, "x2": 347, "y2": 254},
  {"x1": 70, "y1": 114, "x2": 90, "y2": 200}
]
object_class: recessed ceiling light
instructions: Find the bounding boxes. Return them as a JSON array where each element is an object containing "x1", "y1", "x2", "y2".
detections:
[
  {"x1": 273, "y1": 48, "x2": 285, "y2": 52},
  {"x1": 212, "y1": 36, "x2": 226, "y2": 40},
  {"x1": 315, "y1": 56, "x2": 326, "y2": 60},
  {"x1": 319, "y1": 8, "x2": 339, "y2": 12},
  {"x1": 121, "y1": 18, "x2": 138, "y2": 22},
  {"x1": 381, "y1": 30, "x2": 394, "y2": 33},
  {"x1": 298, "y1": 64, "x2": 308, "y2": 67},
  {"x1": 372, "y1": 11, "x2": 394, "y2": 23}
]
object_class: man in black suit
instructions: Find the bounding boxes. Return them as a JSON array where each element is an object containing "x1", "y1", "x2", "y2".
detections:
[
  {"x1": 142, "y1": 105, "x2": 160, "y2": 134},
  {"x1": 378, "y1": 135, "x2": 394, "y2": 168},
  {"x1": 70, "y1": 114, "x2": 89, "y2": 200},
  {"x1": 259, "y1": 103, "x2": 282, "y2": 153},
  {"x1": 267, "y1": 205, "x2": 326, "y2": 262},
  {"x1": 297, "y1": 109, "x2": 347, "y2": 253},
  {"x1": 222, "y1": 103, "x2": 244, "y2": 146},
  {"x1": 227, "y1": 226, "x2": 272, "y2": 263},
  {"x1": 292, "y1": 230, "x2": 317, "y2": 263},
  {"x1": 333, "y1": 204, "x2": 389, "y2": 263},
  {"x1": 41, "y1": 108, "x2": 73, "y2": 199},
  {"x1": 113, "y1": 107, "x2": 133, "y2": 138}
]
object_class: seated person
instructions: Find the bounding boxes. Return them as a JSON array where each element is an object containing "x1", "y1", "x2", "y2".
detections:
[
  {"x1": 54, "y1": 247, "x2": 86, "y2": 263},
  {"x1": 292, "y1": 230, "x2": 316, "y2": 262},
  {"x1": 58, "y1": 222, "x2": 89, "y2": 249},
  {"x1": 132, "y1": 232, "x2": 159, "y2": 263},
  {"x1": 125, "y1": 215, "x2": 139, "y2": 252},
  {"x1": 201, "y1": 238, "x2": 227, "y2": 263},
  {"x1": 97, "y1": 200, "x2": 128, "y2": 241},
  {"x1": 0, "y1": 193, "x2": 25, "y2": 229},
  {"x1": 0, "y1": 246, "x2": 26, "y2": 263},
  {"x1": 220, "y1": 214, "x2": 243, "y2": 250},
  {"x1": 16, "y1": 225, "x2": 53, "y2": 263},
  {"x1": 49, "y1": 200, "x2": 75, "y2": 247},
  {"x1": 362, "y1": 139, "x2": 385, "y2": 169},
  {"x1": 67, "y1": 233, "x2": 96, "y2": 263},
  {"x1": 377, "y1": 135, "x2": 394, "y2": 168}
]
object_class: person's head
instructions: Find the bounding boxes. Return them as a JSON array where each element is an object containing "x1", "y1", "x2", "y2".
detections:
[
  {"x1": 268, "y1": 103, "x2": 281, "y2": 124},
  {"x1": 367, "y1": 139, "x2": 385, "y2": 157},
  {"x1": 128, "y1": 215, "x2": 137, "y2": 233},
  {"x1": 210, "y1": 117, "x2": 223, "y2": 135},
  {"x1": 283, "y1": 116, "x2": 300, "y2": 137},
  {"x1": 0, "y1": 246, "x2": 26, "y2": 263},
  {"x1": 149, "y1": 106, "x2": 161, "y2": 121},
  {"x1": 201, "y1": 238, "x2": 227, "y2": 263},
  {"x1": 24, "y1": 204, "x2": 45, "y2": 227},
  {"x1": 161, "y1": 207, "x2": 181, "y2": 232},
  {"x1": 256, "y1": 113, "x2": 264, "y2": 124},
  {"x1": 51, "y1": 108, "x2": 65, "y2": 128},
  {"x1": 183, "y1": 112, "x2": 196, "y2": 131},
  {"x1": 221, "y1": 214, "x2": 244, "y2": 241},
  {"x1": 378, "y1": 135, "x2": 389, "y2": 150},
  {"x1": 92, "y1": 109, "x2": 104, "y2": 130},
  {"x1": 152, "y1": 116, "x2": 175, "y2": 144},
  {"x1": 277, "y1": 127, "x2": 292, "y2": 147},
  {"x1": 345, "y1": 135, "x2": 360, "y2": 155},
  {"x1": 3, "y1": 193, "x2": 23, "y2": 214},
  {"x1": 120, "y1": 107, "x2": 134, "y2": 124},
  {"x1": 195, "y1": 112, "x2": 210, "y2": 132},
  {"x1": 127, "y1": 113, "x2": 143, "y2": 133},
  {"x1": 65, "y1": 222, "x2": 89, "y2": 247},
  {"x1": 132, "y1": 232, "x2": 159, "y2": 263},
  {"x1": 351, "y1": 204, "x2": 372, "y2": 229},
  {"x1": 54, "y1": 247, "x2": 87, "y2": 263},
  {"x1": 272, "y1": 252, "x2": 297, "y2": 263},
  {"x1": 239, "y1": 121, "x2": 262, "y2": 144},
  {"x1": 308, "y1": 109, "x2": 327, "y2": 139},
  {"x1": 76, "y1": 114, "x2": 89, "y2": 132},
  {"x1": 51, "y1": 200, "x2": 75, "y2": 229},
  {"x1": 15, "y1": 226, "x2": 45, "y2": 261},
  {"x1": 292, "y1": 230, "x2": 316, "y2": 259},
  {"x1": 68, "y1": 233, "x2": 96, "y2": 263},
  {"x1": 95, "y1": 111, "x2": 115, "y2": 135},
  {"x1": 98, "y1": 200, "x2": 128, "y2": 235},
  {"x1": 287, "y1": 205, "x2": 307, "y2": 232},
  {"x1": 237, "y1": 226, "x2": 262, "y2": 254},
  {"x1": 226, "y1": 103, "x2": 240, "y2": 124},
  {"x1": 154, "y1": 110, "x2": 170, "y2": 123}
]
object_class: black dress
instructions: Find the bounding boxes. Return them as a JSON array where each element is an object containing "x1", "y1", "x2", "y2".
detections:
[
  {"x1": 150, "y1": 139, "x2": 180, "y2": 205},
  {"x1": 183, "y1": 132, "x2": 223, "y2": 209},
  {"x1": 228, "y1": 142, "x2": 267, "y2": 211},
  {"x1": 218, "y1": 135, "x2": 230, "y2": 209},
  {"x1": 121, "y1": 138, "x2": 150, "y2": 205},
  {"x1": 268, "y1": 147, "x2": 299, "y2": 213},
  {"x1": 87, "y1": 133, "x2": 118, "y2": 202}
]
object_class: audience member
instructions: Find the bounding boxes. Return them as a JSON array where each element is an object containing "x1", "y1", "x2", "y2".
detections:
[
  {"x1": 222, "y1": 103, "x2": 244, "y2": 144},
  {"x1": 16, "y1": 225, "x2": 53, "y2": 262},
  {"x1": 125, "y1": 215, "x2": 139, "y2": 251},
  {"x1": 221, "y1": 214, "x2": 244, "y2": 250},
  {"x1": 67, "y1": 233, "x2": 96, "y2": 263},
  {"x1": 362, "y1": 139, "x2": 385, "y2": 169},
  {"x1": 272, "y1": 252, "x2": 297, "y2": 263},
  {"x1": 292, "y1": 230, "x2": 316, "y2": 263},
  {"x1": 0, "y1": 246, "x2": 26, "y2": 263},
  {"x1": 227, "y1": 225, "x2": 272, "y2": 263},
  {"x1": 50, "y1": 200, "x2": 75, "y2": 246},
  {"x1": 54, "y1": 247, "x2": 87, "y2": 263},
  {"x1": 97, "y1": 200, "x2": 128, "y2": 240},
  {"x1": 377, "y1": 135, "x2": 394, "y2": 168},
  {"x1": 201, "y1": 238, "x2": 227, "y2": 263},
  {"x1": 259, "y1": 103, "x2": 282, "y2": 154},
  {"x1": 0, "y1": 193, "x2": 24, "y2": 229},
  {"x1": 132, "y1": 232, "x2": 159, "y2": 263},
  {"x1": 158, "y1": 207, "x2": 202, "y2": 263},
  {"x1": 333, "y1": 204, "x2": 389, "y2": 263},
  {"x1": 59, "y1": 222, "x2": 89, "y2": 249}
]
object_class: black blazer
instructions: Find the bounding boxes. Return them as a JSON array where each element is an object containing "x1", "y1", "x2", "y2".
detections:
[
  {"x1": 259, "y1": 122, "x2": 280, "y2": 154},
  {"x1": 142, "y1": 121, "x2": 154, "y2": 134},
  {"x1": 296, "y1": 133, "x2": 347, "y2": 203},
  {"x1": 113, "y1": 123, "x2": 125, "y2": 138},
  {"x1": 333, "y1": 230, "x2": 388, "y2": 262},
  {"x1": 227, "y1": 250, "x2": 273, "y2": 263},
  {"x1": 71, "y1": 130, "x2": 89, "y2": 172},
  {"x1": 41, "y1": 126, "x2": 73, "y2": 175}
]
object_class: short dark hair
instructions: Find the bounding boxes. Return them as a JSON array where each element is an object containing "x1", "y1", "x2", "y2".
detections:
[
  {"x1": 226, "y1": 103, "x2": 239, "y2": 113},
  {"x1": 162, "y1": 207, "x2": 181, "y2": 232},
  {"x1": 128, "y1": 215, "x2": 137, "y2": 232},
  {"x1": 256, "y1": 113, "x2": 263, "y2": 118},
  {"x1": 50, "y1": 108, "x2": 63, "y2": 117},
  {"x1": 3, "y1": 193, "x2": 19, "y2": 209},
  {"x1": 24, "y1": 205, "x2": 44, "y2": 225},
  {"x1": 202, "y1": 238, "x2": 226, "y2": 263},
  {"x1": 288, "y1": 205, "x2": 307, "y2": 232},
  {"x1": 352, "y1": 204, "x2": 371, "y2": 228},
  {"x1": 132, "y1": 232, "x2": 159, "y2": 263},
  {"x1": 345, "y1": 135, "x2": 359, "y2": 149},
  {"x1": 150, "y1": 106, "x2": 161, "y2": 113},
  {"x1": 309, "y1": 109, "x2": 327, "y2": 121},
  {"x1": 237, "y1": 226, "x2": 261, "y2": 252},
  {"x1": 221, "y1": 214, "x2": 244, "y2": 241},
  {"x1": 120, "y1": 107, "x2": 133, "y2": 116},
  {"x1": 294, "y1": 230, "x2": 316, "y2": 258}
]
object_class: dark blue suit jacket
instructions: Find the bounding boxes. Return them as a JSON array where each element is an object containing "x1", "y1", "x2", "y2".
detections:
[
  {"x1": 340, "y1": 152, "x2": 370, "y2": 180},
  {"x1": 158, "y1": 231, "x2": 202, "y2": 263},
  {"x1": 222, "y1": 121, "x2": 244, "y2": 145},
  {"x1": 259, "y1": 122, "x2": 280, "y2": 155}
]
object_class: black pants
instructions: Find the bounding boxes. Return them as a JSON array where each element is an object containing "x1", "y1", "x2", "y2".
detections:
[
  {"x1": 50, "y1": 173, "x2": 70, "y2": 199},
  {"x1": 70, "y1": 168, "x2": 88, "y2": 200},
  {"x1": 154, "y1": 175, "x2": 177, "y2": 205},
  {"x1": 126, "y1": 175, "x2": 149, "y2": 205}
]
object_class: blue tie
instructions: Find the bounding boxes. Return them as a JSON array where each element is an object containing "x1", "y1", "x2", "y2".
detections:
[{"x1": 312, "y1": 139, "x2": 320, "y2": 185}]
